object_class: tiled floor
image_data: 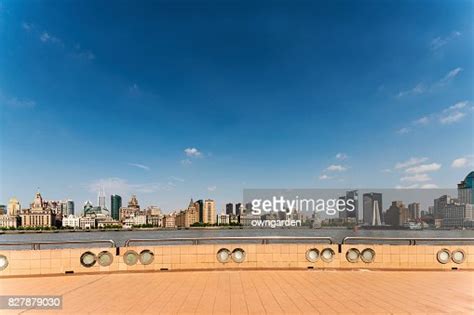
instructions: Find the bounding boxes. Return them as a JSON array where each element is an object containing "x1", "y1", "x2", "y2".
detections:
[{"x1": 0, "y1": 270, "x2": 473, "y2": 314}]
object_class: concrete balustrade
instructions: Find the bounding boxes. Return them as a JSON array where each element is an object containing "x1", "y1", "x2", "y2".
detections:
[{"x1": 0, "y1": 243, "x2": 473, "y2": 277}]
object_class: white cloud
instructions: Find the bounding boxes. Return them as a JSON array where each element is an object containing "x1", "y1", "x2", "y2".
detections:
[
  {"x1": 326, "y1": 165, "x2": 346, "y2": 172},
  {"x1": 184, "y1": 147, "x2": 202, "y2": 157},
  {"x1": 445, "y1": 101, "x2": 468, "y2": 111},
  {"x1": 169, "y1": 176, "x2": 185, "y2": 182},
  {"x1": 319, "y1": 174, "x2": 332, "y2": 180},
  {"x1": 128, "y1": 163, "x2": 150, "y2": 171},
  {"x1": 396, "y1": 127, "x2": 410, "y2": 135},
  {"x1": 421, "y1": 183, "x2": 439, "y2": 189},
  {"x1": 451, "y1": 156, "x2": 474, "y2": 168},
  {"x1": 207, "y1": 186, "x2": 217, "y2": 192},
  {"x1": 395, "y1": 184, "x2": 420, "y2": 189},
  {"x1": 430, "y1": 31, "x2": 461, "y2": 51},
  {"x1": 400, "y1": 174, "x2": 431, "y2": 182},
  {"x1": 40, "y1": 32, "x2": 61, "y2": 45},
  {"x1": 22, "y1": 22, "x2": 33, "y2": 31},
  {"x1": 395, "y1": 157, "x2": 428, "y2": 169},
  {"x1": 405, "y1": 163, "x2": 441, "y2": 174},
  {"x1": 439, "y1": 111, "x2": 465, "y2": 124},
  {"x1": 335, "y1": 153, "x2": 348, "y2": 160},
  {"x1": 413, "y1": 116, "x2": 429, "y2": 125}
]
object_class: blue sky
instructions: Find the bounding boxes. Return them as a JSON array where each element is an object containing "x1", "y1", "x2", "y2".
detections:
[{"x1": 0, "y1": 0, "x2": 473, "y2": 213}]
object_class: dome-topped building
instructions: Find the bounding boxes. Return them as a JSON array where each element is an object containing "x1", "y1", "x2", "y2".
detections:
[{"x1": 458, "y1": 171, "x2": 474, "y2": 205}]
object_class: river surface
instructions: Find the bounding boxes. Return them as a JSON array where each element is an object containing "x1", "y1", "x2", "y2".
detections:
[{"x1": 1, "y1": 228, "x2": 473, "y2": 249}]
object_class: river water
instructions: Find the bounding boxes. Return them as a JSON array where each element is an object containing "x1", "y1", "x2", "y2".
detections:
[{"x1": 1, "y1": 228, "x2": 473, "y2": 249}]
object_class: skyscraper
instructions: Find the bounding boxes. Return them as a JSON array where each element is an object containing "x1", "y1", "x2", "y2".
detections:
[
  {"x1": 225, "y1": 203, "x2": 234, "y2": 215},
  {"x1": 235, "y1": 203, "x2": 242, "y2": 216},
  {"x1": 194, "y1": 199, "x2": 203, "y2": 223},
  {"x1": 111, "y1": 195, "x2": 122, "y2": 220},
  {"x1": 203, "y1": 199, "x2": 216, "y2": 224},
  {"x1": 98, "y1": 187, "x2": 106, "y2": 210},
  {"x1": 346, "y1": 190, "x2": 358, "y2": 221},
  {"x1": 363, "y1": 192, "x2": 383, "y2": 226},
  {"x1": 408, "y1": 202, "x2": 420, "y2": 220}
]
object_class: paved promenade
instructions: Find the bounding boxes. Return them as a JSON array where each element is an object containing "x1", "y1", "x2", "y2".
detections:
[{"x1": 0, "y1": 270, "x2": 473, "y2": 314}]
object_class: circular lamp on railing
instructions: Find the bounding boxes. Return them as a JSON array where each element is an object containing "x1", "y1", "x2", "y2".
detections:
[
  {"x1": 451, "y1": 249, "x2": 465, "y2": 264},
  {"x1": 231, "y1": 248, "x2": 246, "y2": 263},
  {"x1": 321, "y1": 248, "x2": 335, "y2": 263},
  {"x1": 123, "y1": 250, "x2": 139, "y2": 266},
  {"x1": 80, "y1": 251, "x2": 97, "y2": 268},
  {"x1": 360, "y1": 248, "x2": 376, "y2": 263},
  {"x1": 139, "y1": 250, "x2": 155, "y2": 265},
  {"x1": 436, "y1": 249, "x2": 450, "y2": 264},
  {"x1": 98, "y1": 251, "x2": 114, "y2": 267},
  {"x1": 305, "y1": 248, "x2": 320, "y2": 262},
  {"x1": 216, "y1": 248, "x2": 231, "y2": 263},
  {"x1": 0, "y1": 255, "x2": 8, "y2": 271},
  {"x1": 346, "y1": 248, "x2": 360, "y2": 263}
]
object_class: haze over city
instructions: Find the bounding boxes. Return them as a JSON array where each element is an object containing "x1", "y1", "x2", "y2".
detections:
[{"x1": 1, "y1": 1, "x2": 473, "y2": 210}]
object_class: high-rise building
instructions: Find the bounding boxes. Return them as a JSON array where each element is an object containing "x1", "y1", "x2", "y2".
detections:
[
  {"x1": 235, "y1": 203, "x2": 242, "y2": 216},
  {"x1": 66, "y1": 199, "x2": 75, "y2": 216},
  {"x1": 203, "y1": 199, "x2": 216, "y2": 224},
  {"x1": 346, "y1": 190, "x2": 358, "y2": 220},
  {"x1": 434, "y1": 195, "x2": 456, "y2": 219},
  {"x1": 408, "y1": 202, "x2": 420, "y2": 220},
  {"x1": 363, "y1": 192, "x2": 383, "y2": 226},
  {"x1": 226, "y1": 203, "x2": 234, "y2": 215},
  {"x1": 194, "y1": 199, "x2": 203, "y2": 222},
  {"x1": 20, "y1": 191, "x2": 54, "y2": 227},
  {"x1": 7, "y1": 198, "x2": 21, "y2": 216},
  {"x1": 111, "y1": 195, "x2": 122, "y2": 220},
  {"x1": 458, "y1": 171, "x2": 474, "y2": 205},
  {"x1": 385, "y1": 201, "x2": 409, "y2": 226},
  {"x1": 0, "y1": 205, "x2": 6, "y2": 215},
  {"x1": 98, "y1": 187, "x2": 107, "y2": 210}
]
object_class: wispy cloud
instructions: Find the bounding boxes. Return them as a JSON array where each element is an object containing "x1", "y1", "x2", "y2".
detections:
[
  {"x1": 168, "y1": 176, "x2": 185, "y2": 182},
  {"x1": 180, "y1": 159, "x2": 192, "y2": 166},
  {"x1": 430, "y1": 31, "x2": 461, "y2": 51},
  {"x1": 405, "y1": 163, "x2": 441, "y2": 174},
  {"x1": 398, "y1": 100, "x2": 470, "y2": 134},
  {"x1": 128, "y1": 163, "x2": 150, "y2": 171},
  {"x1": 400, "y1": 173, "x2": 431, "y2": 182},
  {"x1": 397, "y1": 83, "x2": 425, "y2": 98},
  {"x1": 395, "y1": 157, "x2": 428, "y2": 169},
  {"x1": 40, "y1": 32, "x2": 62, "y2": 45},
  {"x1": 318, "y1": 174, "x2": 332, "y2": 180},
  {"x1": 87, "y1": 177, "x2": 175, "y2": 195},
  {"x1": 421, "y1": 183, "x2": 439, "y2": 189},
  {"x1": 207, "y1": 186, "x2": 217, "y2": 192},
  {"x1": 0, "y1": 91, "x2": 36, "y2": 109},
  {"x1": 437, "y1": 67, "x2": 463, "y2": 86}
]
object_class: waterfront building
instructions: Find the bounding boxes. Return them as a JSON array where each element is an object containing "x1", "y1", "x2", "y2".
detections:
[
  {"x1": 110, "y1": 195, "x2": 122, "y2": 220},
  {"x1": 176, "y1": 199, "x2": 200, "y2": 227},
  {"x1": 385, "y1": 201, "x2": 409, "y2": 227},
  {"x1": 363, "y1": 192, "x2": 383, "y2": 226},
  {"x1": 7, "y1": 198, "x2": 21, "y2": 216},
  {"x1": 204, "y1": 199, "x2": 216, "y2": 225},
  {"x1": 0, "y1": 215, "x2": 20, "y2": 228},
  {"x1": 66, "y1": 199, "x2": 75, "y2": 216},
  {"x1": 240, "y1": 214, "x2": 261, "y2": 226},
  {"x1": 123, "y1": 214, "x2": 147, "y2": 228},
  {"x1": 346, "y1": 190, "x2": 358, "y2": 220},
  {"x1": 0, "y1": 205, "x2": 5, "y2": 214},
  {"x1": 408, "y1": 202, "x2": 420, "y2": 220},
  {"x1": 79, "y1": 217, "x2": 96, "y2": 229},
  {"x1": 434, "y1": 195, "x2": 456, "y2": 219},
  {"x1": 119, "y1": 195, "x2": 141, "y2": 220},
  {"x1": 194, "y1": 199, "x2": 203, "y2": 222},
  {"x1": 162, "y1": 212, "x2": 176, "y2": 228},
  {"x1": 62, "y1": 215, "x2": 80, "y2": 228},
  {"x1": 230, "y1": 214, "x2": 240, "y2": 224},
  {"x1": 225, "y1": 203, "x2": 233, "y2": 215},
  {"x1": 20, "y1": 192, "x2": 55, "y2": 227},
  {"x1": 218, "y1": 213, "x2": 230, "y2": 225},
  {"x1": 458, "y1": 171, "x2": 474, "y2": 205},
  {"x1": 441, "y1": 203, "x2": 473, "y2": 228},
  {"x1": 98, "y1": 187, "x2": 107, "y2": 210}
]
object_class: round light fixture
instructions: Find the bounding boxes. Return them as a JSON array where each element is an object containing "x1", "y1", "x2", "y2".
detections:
[
  {"x1": 231, "y1": 248, "x2": 246, "y2": 263},
  {"x1": 139, "y1": 250, "x2": 155, "y2": 265},
  {"x1": 360, "y1": 248, "x2": 376, "y2": 263},
  {"x1": 305, "y1": 248, "x2": 320, "y2": 262},
  {"x1": 321, "y1": 248, "x2": 335, "y2": 263},
  {"x1": 0, "y1": 255, "x2": 8, "y2": 271},
  {"x1": 123, "y1": 250, "x2": 139, "y2": 266},
  {"x1": 98, "y1": 251, "x2": 114, "y2": 267},
  {"x1": 436, "y1": 249, "x2": 450, "y2": 264},
  {"x1": 451, "y1": 249, "x2": 465, "y2": 264},
  {"x1": 217, "y1": 248, "x2": 231, "y2": 263},
  {"x1": 346, "y1": 248, "x2": 360, "y2": 263},
  {"x1": 80, "y1": 251, "x2": 97, "y2": 268}
]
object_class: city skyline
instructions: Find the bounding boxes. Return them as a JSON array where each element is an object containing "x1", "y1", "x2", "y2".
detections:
[{"x1": 1, "y1": 1, "x2": 473, "y2": 210}]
